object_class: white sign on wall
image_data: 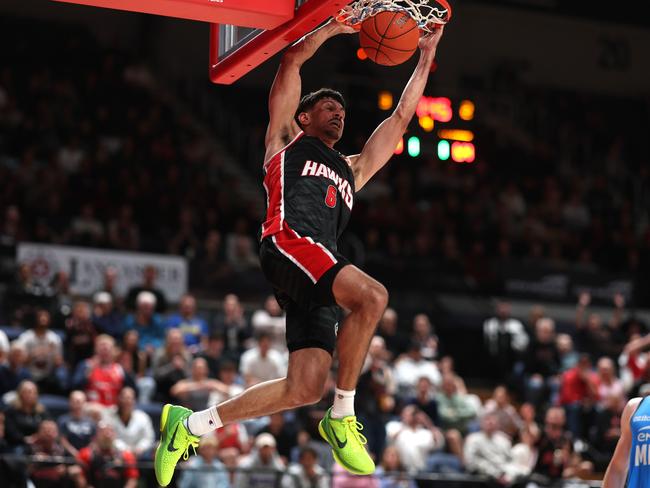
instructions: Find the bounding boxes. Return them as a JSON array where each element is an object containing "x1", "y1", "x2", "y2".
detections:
[{"x1": 17, "y1": 242, "x2": 188, "y2": 303}]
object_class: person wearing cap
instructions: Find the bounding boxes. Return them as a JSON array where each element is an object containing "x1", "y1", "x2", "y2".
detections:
[
  {"x1": 123, "y1": 291, "x2": 166, "y2": 352},
  {"x1": 178, "y1": 435, "x2": 230, "y2": 488},
  {"x1": 236, "y1": 433, "x2": 285, "y2": 488},
  {"x1": 92, "y1": 291, "x2": 124, "y2": 340}
]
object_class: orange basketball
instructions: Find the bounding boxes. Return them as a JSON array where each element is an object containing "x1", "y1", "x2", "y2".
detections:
[{"x1": 359, "y1": 11, "x2": 420, "y2": 66}]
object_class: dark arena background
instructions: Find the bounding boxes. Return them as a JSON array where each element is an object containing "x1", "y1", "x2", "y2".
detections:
[{"x1": 1, "y1": 0, "x2": 649, "y2": 487}]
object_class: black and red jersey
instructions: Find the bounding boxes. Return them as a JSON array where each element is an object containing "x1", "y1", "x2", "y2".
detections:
[{"x1": 261, "y1": 132, "x2": 355, "y2": 250}]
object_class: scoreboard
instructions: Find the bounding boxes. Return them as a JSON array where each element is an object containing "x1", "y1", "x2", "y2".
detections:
[{"x1": 379, "y1": 92, "x2": 476, "y2": 163}]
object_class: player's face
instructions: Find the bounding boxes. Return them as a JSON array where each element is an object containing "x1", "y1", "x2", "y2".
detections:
[{"x1": 309, "y1": 97, "x2": 345, "y2": 141}]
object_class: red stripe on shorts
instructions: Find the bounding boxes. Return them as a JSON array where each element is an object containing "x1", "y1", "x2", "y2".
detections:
[{"x1": 272, "y1": 225, "x2": 337, "y2": 284}]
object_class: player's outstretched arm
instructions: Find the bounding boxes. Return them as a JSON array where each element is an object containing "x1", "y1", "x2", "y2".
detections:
[
  {"x1": 603, "y1": 397, "x2": 640, "y2": 488},
  {"x1": 349, "y1": 27, "x2": 445, "y2": 190},
  {"x1": 265, "y1": 19, "x2": 355, "y2": 161}
]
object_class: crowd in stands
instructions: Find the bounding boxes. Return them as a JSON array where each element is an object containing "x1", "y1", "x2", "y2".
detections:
[
  {"x1": 1, "y1": 14, "x2": 650, "y2": 488},
  {"x1": 1, "y1": 257, "x2": 649, "y2": 486},
  {"x1": 2, "y1": 20, "x2": 650, "y2": 301}
]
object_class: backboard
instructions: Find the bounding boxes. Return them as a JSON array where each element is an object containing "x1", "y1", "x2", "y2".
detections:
[
  {"x1": 209, "y1": 0, "x2": 350, "y2": 84},
  {"x1": 54, "y1": 0, "x2": 296, "y2": 29},
  {"x1": 54, "y1": 0, "x2": 348, "y2": 84}
]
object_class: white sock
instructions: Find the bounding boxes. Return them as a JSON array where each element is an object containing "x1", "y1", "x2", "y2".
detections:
[
  {"x1": 331, "y1": 388, "x2": 356, "y2": 418},
  {"x1": 185, "y1": 406, "x2": 223, "y2": 436}
]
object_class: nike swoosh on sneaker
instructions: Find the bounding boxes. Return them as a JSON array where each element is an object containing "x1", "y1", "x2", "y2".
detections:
[
  {"x1": 329, "y1": 423, "x2": 347, "y2": 449},
  {"x1": 167, "y1": 424, "x2": 180, "y2": 452}
]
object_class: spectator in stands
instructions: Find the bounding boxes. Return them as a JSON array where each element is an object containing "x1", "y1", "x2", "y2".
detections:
[
  {"x1": 524, "y1": 317, "x2": 560, "y2": 407},
  {"x1": 51, "y1": 270, "x2": 73, "y2": 329},
  {"x1": 226, "y1": 227, "x2": 259, "y2": 272},
  {"x1": 179, "y1": 435, "x2": 230, "y2": 488},
  {"x1": 69, "y1": 203, "x2": 105, "y2": 247},
  {"x1": 406, "y1": 377, "x2": 439, "y2": 427},
  {"x1": 357, "y1": 336, "x2": 396, "y2": 456},
  {"x1": 168, "y1": 207, "x2": 201, "y2": 258},
  {"x1": 393, "y1": 341, "x2": 441, "y2": 397},
  {"x1": 411, "y1": 314, "x2": 438, "y2": 361},
  {"x1": 6, "y1": 263, "x2": 55, "y2": 325},
  {"x1": 377, "y1": 308, "x2": 409, "y2": 360},
  {"x1": 518, "y1": 402, "x2": 541, "y2": 440},
  {"x1": 533, "y1": 407, "x2": 592, "y2": 480},
  {"x1": 0, "y1": 342, "x2": 31, "y2": 395},
  {"x1": 125, "y1": 264, "x2": 167, "y2": 313},
  {"x1": 3, "y1": 380, "x2": 49, "y2": 451},
  {"x1": 191, "y1": 229, "x2": 232, "y2": 289},
  {"x1": 236, "y1": 433, "x2": 285, "y2": 488},
  {"x1": 123, "y1": 291, "x2": 166, "y2": 353},
  {"x1": 374, "y1": 445, "x2": 416, "y2": 488},
  {"x1": 483, "y1": 300, "x2": 529, "y2": 380},
  {"x1": 104, "y1": 386, "x2": 154, "y2": 458},
  {"x1": 239, "y1": 332, "x2": 286, "y2": 386},
  {"x1": 14, "y1": 309, "x2": 66, "y2": 394},
  {"x1": 215, "y1": 293, "x2": 250, "y2": 357},
  {"x1": 172, "y1": 357, "x2": 229, "y2": 411},
  {"x1": 386, "y1": 405, "x2": 445, "y2": 473},
  {"x1": 251, "y1": 295, "x2": 286, "y2": 352},
  {"x1": 436, "y1": 374, "x2": 479, "y2": 435},
  {"x1": 98, "y1": 266, "x2": 119, "y2": 306},
  {"x1": 511, "y1": 425, "x2": 539, "y2": 477},
  {"x1": 482, "y1": 385, "x2": 522, "y2": 439},
  {"x1": 72, "y1": 334, "x2": 134, "y2": 407},
  {"x1": 77, "y1": 422, "x2": 139, "y2": 488},
  {"x1": 595, "y1": 356, "x2": 624, "y2": 408},
  {"x1": 589, "y1": 392, "x2": 624, "y2": 471},
  {"x1": 558, "y1": 353, "x2": 599, "y2": 438},
  {"x1": 58, "y1": 390, "x2": 96, "y2": 457},
  {"x1": 283, "y1": 446, "x2": 329, "y2": 488},
  {"x1": 117, "y1": 329, "x2": 146, "y2": 378},
  {"x1": 257, "y1": 413, "x2": 298, "y2": 463},
  {"x1": 108, "y1": 204, "x2": 140, "y2": 251},
  {"x1": 464, "y1": 412, "x2": 528, "y2": 485},
  {"x1": 208, "y1": 360, "x2": 244, "y2": 407},
  {"x1": 556, "y1": 333, "x2": 579, "y2": 372},
  {"x1": 91, "y1": 291, "x2": 124, "y2": 340},
  {"x1": 65, "y1": 300, "x2": 97, "y2": 368},
  {"x1": 166, "y1": 293, "x2": 208, "y2": 352},
  {"x1": 153, "y1": 328, "x2": 192, "y2": 403},
  {"x1": 575, "y1": 292, "x2": 623, "y2": 359},
  {"x1": 26, "y1": 420, "x2": 73, "y2": 488},
  {"x1": 198, "y1": 332, "x2": 227, "y2": 377}
]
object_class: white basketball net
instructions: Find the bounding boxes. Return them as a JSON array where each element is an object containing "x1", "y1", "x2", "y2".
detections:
[{"x1": 338, "y1": 0, "x2": 450, "y2": 32}]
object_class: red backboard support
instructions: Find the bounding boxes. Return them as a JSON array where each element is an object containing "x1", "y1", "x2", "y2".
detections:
[
  {"x1": 53, "y1": 0, "x2": 295, "y2": 28},
  {"x1": 209, "y1": 0, "x2": 347, "y2": 85}
]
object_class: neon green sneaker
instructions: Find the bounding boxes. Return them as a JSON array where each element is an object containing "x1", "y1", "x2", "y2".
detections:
[
  {"x1": 318, "y1": 407, "x2": 375, "y2": 475},
  {"x1": 154, "y1": 404, "x2": 199, "y2": 487}
]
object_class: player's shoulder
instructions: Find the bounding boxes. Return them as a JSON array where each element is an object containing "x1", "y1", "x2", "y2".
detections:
[
  {"x1": 627, "y1": 397, "x2": 644, "y2": 411},
  {"x1": 622, "y1": 397, "x2": 646, "y2": 424}
]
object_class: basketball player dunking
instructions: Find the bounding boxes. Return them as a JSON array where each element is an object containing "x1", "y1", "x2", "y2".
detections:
[
  {"x1": 603, "y1": 396, "x2": 650, "y2": 487},
  {"x1": 155, "y1": 18, "x2": 445, "y2": 486}
]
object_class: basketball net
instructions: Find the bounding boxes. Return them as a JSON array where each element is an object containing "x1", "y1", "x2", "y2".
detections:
[{"x1": 338, "y1": 0, "x2": 451, "y2": 32}]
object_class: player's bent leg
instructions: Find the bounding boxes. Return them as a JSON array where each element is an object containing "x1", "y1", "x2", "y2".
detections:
[
  {"x1": 332, "y1": 265, "x2": 388, "y2": 390},
  {"x1": 217, "y1": 347, "x2": 331, "y2": 423},
  {"x1": 154, "y1": 348, "x2": 331, "y2": 487},
  {"x1": 317, "y1": 264, "x2": 388, "y2": 476}
]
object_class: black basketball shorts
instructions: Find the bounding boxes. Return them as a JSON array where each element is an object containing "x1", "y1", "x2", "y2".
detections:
[{"x1": 259, "y1": 226, "x2": 350, "y2": 355}]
